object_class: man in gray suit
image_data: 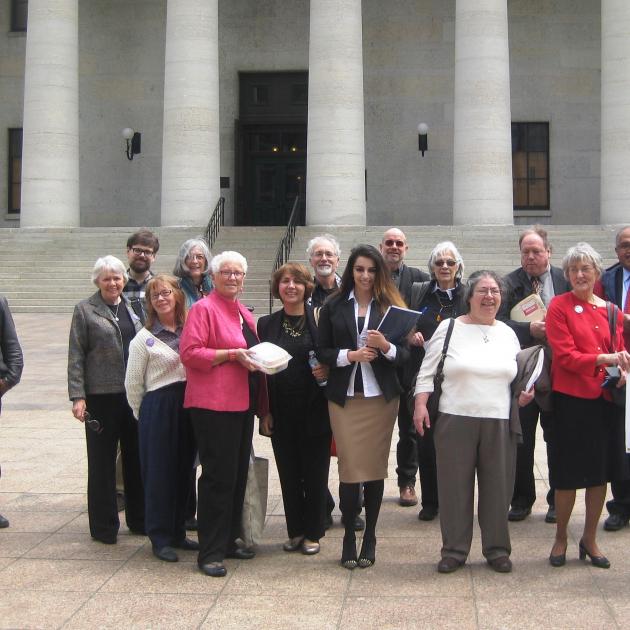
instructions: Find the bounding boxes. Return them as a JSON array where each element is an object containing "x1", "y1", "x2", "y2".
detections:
[
  {"x1": 0, "y1": 295, "x2": 24, "y2": 528},
  {"x1": 499, "y1": 226, "x2": 570, "y2": 523}
]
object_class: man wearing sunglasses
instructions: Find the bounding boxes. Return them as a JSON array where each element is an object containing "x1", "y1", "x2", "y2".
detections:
[
  {"x1": 379, "y1": 228, "x2": 429, "y2": 507},
  {"x1": 123, "y1": 229, "x2": 160, "y2": 324},
  {"x1": 499, "y1": 226, "x2": 569, "y2": 524}
]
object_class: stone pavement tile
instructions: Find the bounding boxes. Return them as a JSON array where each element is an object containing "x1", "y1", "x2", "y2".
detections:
[
  {"x1": 2, "y1": 491, "x2": 86, "y2": 512},
  {"x1": 57, "y1": 511, "x2": 90, "y2": 533},
  {"x1": 606, "y1": 596, "x2": 630, "y2": 628},
  {"x1": 99, "y1": 557, "x2": 228, "y2": 595},
  {"x1": 64, "y1": 592, "x2": 214, "y2": 629},
  {"x1": 25, "y1": 532, "x2": 147, "y2": 561},
  {"x1": 1, "y1": 510, "x2": 77, "y2": 533},
  {"x1": 200, "y1": 595, "x2": 342, "y2": 630},
  {"x1": 0, "y1": 531, "x2": 51, "y2": 558},
  {"x1": 0, "y1": 590, "x2": 90, "y2": 630},
  {"x1": 476, "y1": 594, "x2": 616, "y2": 630},
  {"x1": 0, "y1": 557, "x2": 16, "y2": 571},
  {"x1": 28, "y1": 476, "x2": 87, "y2": 494},
  {"x1": 0, "y1": 558, "x2": 123, "y2": 591},
  {"x1": 339, "y1": 596, "x2": 477, "y2": 630}
]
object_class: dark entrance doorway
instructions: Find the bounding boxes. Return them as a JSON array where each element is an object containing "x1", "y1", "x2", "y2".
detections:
[{"x1": 236, "y1": 72, "x2": 308, "y2": 226}]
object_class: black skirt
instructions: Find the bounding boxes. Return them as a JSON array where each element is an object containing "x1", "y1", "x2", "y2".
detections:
[{"x1": 548, "y1": 392, "x2": 628, "y2": 490}]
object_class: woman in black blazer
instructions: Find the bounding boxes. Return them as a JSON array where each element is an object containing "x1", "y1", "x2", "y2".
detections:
[
  {"x1": 317, "y1": 244, "x2": 408, "y2": 569},
  {"x1": 258, "y1": 263, "x2": 332, "y2": 556}
]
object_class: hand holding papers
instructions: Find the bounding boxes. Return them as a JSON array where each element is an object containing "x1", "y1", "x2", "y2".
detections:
[
  {"x1": 376, "y1": 306, "x2": 422, "y2": 344},
  {"x1": 510, "y1": 294, "x2": 546, "y2": 323}
]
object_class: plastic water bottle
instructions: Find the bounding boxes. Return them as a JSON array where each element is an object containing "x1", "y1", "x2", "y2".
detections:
[{"x1": 308, "y1": 350, "x2": 327, "y2": 387}]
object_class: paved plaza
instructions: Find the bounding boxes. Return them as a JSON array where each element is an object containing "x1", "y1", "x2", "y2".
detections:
[{"x1": 1, "y1": 313, "x2": 630, "y2": 629}]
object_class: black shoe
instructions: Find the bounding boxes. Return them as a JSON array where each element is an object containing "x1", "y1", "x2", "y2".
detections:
[
  {"x1": 226, "y1": 547, "x2": 256, "y2": 560},
  {"x1": 437, "y1": 557, "x2": 464, "y2": 573},
  {"x1": 603, "y1": 513, "x2": 629, "y2": 532},
  {"x1": 199, "y1": 562, "x2": 227, "y2": 577},
  {"x1": 92, "y1": 534, "x2": 117, "y2": 545},
  {"x1": 341, "y1": 534, "x2": 357, "y2": 570},
  {"x1": 545, "y1": 506, "x2": 557, "y2": 524},
  {"x1": 418, "y1": 506, "x2": 438, "y2": 521},
  {"x1": 549, "y1": 545, "x2": 567, "y2": 568},
  {"x1": 579, "y1": 540, "x2": 610, "y2": 569},
  {"x1": 0, "y1": 514, "x2": 9, "y2": 529},
  {"x1": 508, "y1": 506, "x2": 531, "y2": 522},
  {"x1": 358, "y1": 537, "x2": 376, "y2": 568},
  {"x1": 153, "y1": 546, "x2": 178, "y2": 562},
  {"x1": 487, "y1": 556, "x2": 512, "y2": 573},
  {"x1": 128, "y1": 526, "x2": 146, "y2": 536},
  {"x1": 185, "y1": 517, "x2": 198, "y2": 531},
  {"x1": 173, "y1": 537, "x2": 199, "y2": 551},
  {"x1": 324, "y1": 513, "x2": 333, "y2": 530}
]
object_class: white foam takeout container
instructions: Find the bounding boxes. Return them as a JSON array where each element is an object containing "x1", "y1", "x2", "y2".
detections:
[{"x1": 248, "y1": 342, "x2": 291, "y2": 374}]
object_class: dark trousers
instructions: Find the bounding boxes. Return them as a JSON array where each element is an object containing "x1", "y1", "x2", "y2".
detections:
[
  {"x1": 137, "y1": 383, "x2": 196, "y2": 550},
  {"x1": 191, "y1": 408, "x2": 254, "y2": 565},
  {"x1": 417, "y1": 426, "x2": 439, "y2": 509},
  {"x1": 395, "y1": 393, "x2": 418, "y2": 487},
  {"x1": 272, "y1": 420, "x2": 331, "y2": 541},
  {"x1": 607, "y1": 454, "x2": 630, "y2": 518},
  {"x1": 511, "y1": 402, "x2": 554, "y2": 509},
  {"x1": 85, "y1": 393, "x2": 144, "y2": 541}
]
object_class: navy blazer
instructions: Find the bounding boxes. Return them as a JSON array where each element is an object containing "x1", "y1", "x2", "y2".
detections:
[
  {"x1": 316, "y1": 294, "x2": 408, "y2": 406},
  {"x1": 498, "y1": 265, "x2": 570, "y2": 348},
  {"x1": 257, "y1": 306, "x2": 331, "y2": 437}
]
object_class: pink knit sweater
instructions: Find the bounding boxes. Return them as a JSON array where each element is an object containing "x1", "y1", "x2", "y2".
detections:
[{"x1": 180, "y1": 291, "x2": 268, "y2": 416}]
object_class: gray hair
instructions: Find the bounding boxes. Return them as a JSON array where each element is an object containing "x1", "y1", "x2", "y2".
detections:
[
  {"x1": 462, "y1": 270, "x2": 504, "y2": 313},
  {"x1": 306, "y1": 234, "x2": 341, "y2": 259},
  {"x1": 91, "y1": 255, "x2": 128, "y2": 286},
  {"x1": 561, "y1": 242, "x2": 603, "y2": 280},
  {"x1": 210, "y1": 251, "x2": 248, "y2": 275},
  {"x1": 428, "y1": 241, "x2": 465, "y2": 281},
  {"x1": 173, "y1": 238, "x2": 212, "y2": 278}
]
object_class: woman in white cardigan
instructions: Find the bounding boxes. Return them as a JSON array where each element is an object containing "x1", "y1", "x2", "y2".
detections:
[{"x1": 125, "y1": 274, "x2": 198, "y2": 562}]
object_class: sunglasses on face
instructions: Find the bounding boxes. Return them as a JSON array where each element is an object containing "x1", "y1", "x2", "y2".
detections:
[
  {"x1": 384, "y1": 239, "x2": 405, "y2": 247},
  {"x1": 434, "y1": 259, "x2": 457, "y2": 267}
]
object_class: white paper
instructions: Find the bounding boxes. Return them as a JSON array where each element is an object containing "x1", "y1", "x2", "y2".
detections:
[{"x1": 525, "y1": 348, "x2": 545, "y2": 393}]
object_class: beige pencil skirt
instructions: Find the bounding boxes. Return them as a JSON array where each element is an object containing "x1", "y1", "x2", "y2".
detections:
[{"x1": 329, "y1": 394, "x2": 399, "y2": 483}]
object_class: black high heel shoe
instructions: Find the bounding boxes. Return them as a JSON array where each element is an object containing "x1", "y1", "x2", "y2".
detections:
[
  {"x1": 549, "y1": 542, "x2": 567, "y2": 567},
  {"x1": 579, "y1": 540, "x2": 610, "y2": 569},
  {"x1": 358, "y1": 537, "x2": 376, "y2": 568},
  {"x1": 341, "y1": 534, "x2": 357, "y2": 570}
]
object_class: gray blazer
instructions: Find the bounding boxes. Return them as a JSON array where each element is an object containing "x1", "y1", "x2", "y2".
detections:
[
  {"x1": 0, "y1": 295, "x2": 23, "y2": 413},
  {"x1": 68, "y1": 291, "x2": 142, "y2": 400}
]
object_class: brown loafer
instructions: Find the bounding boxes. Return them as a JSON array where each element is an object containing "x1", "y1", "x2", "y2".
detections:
[
  {"x1": 488, "y1": 556, "x2": 512, "y2": 573},
  {"x1": 399, "y1": 485, "x2": 418, "y2": 507},
  {"x1": 437, "y1": 557, "x2": 464, "y2": 573}
]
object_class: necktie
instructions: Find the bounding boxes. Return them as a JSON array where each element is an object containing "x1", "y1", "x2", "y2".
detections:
[
  {"x1": 531, "y1": 276, "x2": 541, "y2": 296},
  {"x1": 624, "y1": 280, "x2": 630, "y2": 314}
]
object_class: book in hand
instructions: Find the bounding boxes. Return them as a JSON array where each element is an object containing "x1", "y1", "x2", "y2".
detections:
[
  {"x1": 376, "y1": 305, "x2": 422, "y2": 343},
  {"x1": 509, "y1": 294, "x2": 546, "y2": 323}
]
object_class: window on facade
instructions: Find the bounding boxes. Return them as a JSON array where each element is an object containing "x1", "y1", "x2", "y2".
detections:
[
  {"x1": 512, "y1": 122, "x2": 549, "y2": 210},
  {"x1": 291, "y1": 84, "x2": 308, "y2": 105},
  {"x1": 8, "y1": 129, "x2": 23, "y2": 214},
  {"x1": 11, "y1": 0, "x2": 28, "y2": 32},
  {"x1": 252, "y1": 85, "x2": 269, "y2": 105}
]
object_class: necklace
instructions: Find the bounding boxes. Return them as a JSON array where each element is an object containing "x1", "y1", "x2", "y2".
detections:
[
  {"x1": 108, "y1": 301, "x2": 121, "y2": 322},
  {"x1": 434, "y1": 291, "x2": 454, "y2": 323},
  {"x1": 476, "y1": 325, "x2": 490, "y2": 343},
  {"x1": 282, "y1": 314, "x2": 305, "y2": 337}
]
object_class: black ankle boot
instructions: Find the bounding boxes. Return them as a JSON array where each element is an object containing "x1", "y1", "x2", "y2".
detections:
[
  {"x1": 341, "y1": 534, "x2": 357, "y2": 570},
  {"x1": 358, "y1": 536, "x2": 376, "y2": 568}
]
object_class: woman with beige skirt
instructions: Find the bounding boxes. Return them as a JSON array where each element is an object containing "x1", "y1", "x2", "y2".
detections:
[{"x1": 317, "y1": 244, "x2": 408, "y2": 569}]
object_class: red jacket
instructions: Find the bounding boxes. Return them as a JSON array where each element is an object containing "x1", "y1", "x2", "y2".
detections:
[
  {"x1": 546, "y1": 292, "x2": 625, "y2": 399},
  {"x1": 180, "y1": 291, "x2": 268, "y2": 416}
]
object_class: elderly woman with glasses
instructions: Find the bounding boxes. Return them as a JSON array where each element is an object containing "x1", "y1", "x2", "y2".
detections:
[
  {"x1": 125, "y1": 274, "x2": 198, "y2": 563},
  {"x1": 173, "y1": 238, "x2": 213, "y2": 308},
  {"x1": 68, "y1": 255, "x2": 144, "y2": 544},
  {"x1": 545, "y1": 243, "x2": 630, "y2": 569},
  {"x1": 407, "y1": 241, "x2": 466, "y2": 522},
  {"x1": 180, "y1": 251, "x2": 268, "y2": 578}
]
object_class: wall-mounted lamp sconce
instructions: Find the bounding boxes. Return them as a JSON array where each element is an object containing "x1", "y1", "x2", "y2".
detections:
[
  {"x1": 417, "y1": 122, "x2": 428, "y2": 156},
  {"x1": 122, "y1": 127, "x2": 141, "y2": 160}
]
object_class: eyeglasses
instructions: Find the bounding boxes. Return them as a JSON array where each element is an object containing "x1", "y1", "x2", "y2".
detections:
[
  {"x1": 150, "y1": 289, "x2": 173, "y2": 300},
  {"x1": 616, "y1": 242, "x2": 630, "y2": 251},
  {"x1": 384, "y1": 239, "x2": 405, "y2": 247},
  {"x1": 130, "y1": 247, "x2": 154, "y2": 257},
  {"x1": 219, "y1": 270, "x2": 245, "y2": 279},
  {"x1": 311, "y1": 250, "x2": 337, "y2": 259},
  {"x1": 187, "y1": 254, "x2": 206, "y2": 262},
  {"x1": 434, "y1": 259, "x2": 457, "y2": 267},
  {"x1": 84, "y1": 411, "x2": 103, "y2": 435},
  {"x1": 474, "y1": 288, "x2": 501, "y2": 296}
]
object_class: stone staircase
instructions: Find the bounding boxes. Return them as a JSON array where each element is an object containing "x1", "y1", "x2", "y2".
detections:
[{"x1": 0, "y1": 225, "x2": 622, "y2": 315}]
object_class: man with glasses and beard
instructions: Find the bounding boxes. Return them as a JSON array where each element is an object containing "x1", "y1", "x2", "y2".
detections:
[
  {"x1": 123, "y1": 229, "x2": 160, "y2": 324},
  {"x1": 307, "y1": 234, "x2": 342, "y2": 309},
  {"x1": 379, "y1": 228, "x2": 429, "y2": 508}
]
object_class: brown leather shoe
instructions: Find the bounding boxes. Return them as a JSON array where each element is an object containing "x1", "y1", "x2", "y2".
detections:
[
  {"x1": 399, "y1": 485, "x2": 418, "y2": 507},
  {"x1": 437, "y1": 557, "x2": 464, "y2": 573},
  {"x1": 488, "y1": 556, "x2": 512, "y2": 573}
]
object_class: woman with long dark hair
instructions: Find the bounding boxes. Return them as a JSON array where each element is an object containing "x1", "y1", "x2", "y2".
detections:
[{"x1": 317, "y1": 244, "x2": 408, "y2": 569}]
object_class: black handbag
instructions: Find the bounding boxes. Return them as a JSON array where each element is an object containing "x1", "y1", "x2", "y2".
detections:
[
  {"x1": 606, "y1": 301, "x2": 626, "y2": 408},
  {"x1": 407, "y1": 318, "x2": 455, "y2": 420}
]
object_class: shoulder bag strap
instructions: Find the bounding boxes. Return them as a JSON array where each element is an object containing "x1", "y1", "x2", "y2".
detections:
[
  {"x1": 435, "y1": 318, "x2": 456, "y2": 380},
  {"x1": 607, "y1": 301, "x2": 618, "y2": 352}
]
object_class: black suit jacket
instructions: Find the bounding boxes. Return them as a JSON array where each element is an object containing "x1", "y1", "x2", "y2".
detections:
[
  {"x1": 498, "y1": 265, "x2": 570, "y2": 348},
  {"x1": 256, "y1": 306, "x2": 331, "y2": 437},
  {"x1": 0, "y1": 296, "x2": 23, "y2": 414},
  {"x1": 397, "y1": 264, "x2": 430, "y2": 307},
  {"x1": 316, "y1": 295, "x2": 408, "y2": 407}
]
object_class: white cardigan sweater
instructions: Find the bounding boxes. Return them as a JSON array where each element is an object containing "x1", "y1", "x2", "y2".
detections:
[{"x1": 125, "y1": 328, "x2": 187, "y2": 419}]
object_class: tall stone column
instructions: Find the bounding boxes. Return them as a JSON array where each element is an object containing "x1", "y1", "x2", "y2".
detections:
[
  {"x1": 21, "y1": 0, "x2": 79, "y2": 228},
  {"x1": 453, "y1": 0, "x2": 513, "y2": 225},
  {"x1": 161, "y1": 0, "x2": 220, "y2": 226},
  {"x1": 601, "y1": 0, "x2": 630, "y2": 224},
  {"x1": 306, "y1": 0, "x2": 366, "y2": 225}
]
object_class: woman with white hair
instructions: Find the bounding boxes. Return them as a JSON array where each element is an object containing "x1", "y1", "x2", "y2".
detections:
[
  {"x1": 173, "y1": 238, "x2": 213, "y2": 308},
  {"x1": 68, "y1": 255, "x2": 145, "y2": 544},
  {"x1": 180, "y1": 251, "x2": 269, "y2": 577},
  {"x1": 546, "y1": 242, "x2": 630, "y2": 569}
]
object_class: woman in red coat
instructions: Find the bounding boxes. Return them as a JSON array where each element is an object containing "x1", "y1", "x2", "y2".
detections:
[{"x1": 546, "y1": 243, "x2": 630, "y2": 569}]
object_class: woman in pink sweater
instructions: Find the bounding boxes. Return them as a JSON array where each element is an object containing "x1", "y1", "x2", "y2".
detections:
[{"x1": 180, "y1": 251, "x2": 268, "y2": 578}]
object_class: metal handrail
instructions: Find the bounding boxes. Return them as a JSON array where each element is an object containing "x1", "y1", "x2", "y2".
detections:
[
  {"x1": 204, "y1": 197, "x2": 225, "y2": 250},
  {"x1": 269, "y1": 195, "x2": 301, "y2": 313}
]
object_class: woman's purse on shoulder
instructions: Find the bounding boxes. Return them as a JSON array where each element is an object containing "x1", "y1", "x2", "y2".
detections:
[{"x1": 606, "y1": 302, "x2": 626, "y2": 409}]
